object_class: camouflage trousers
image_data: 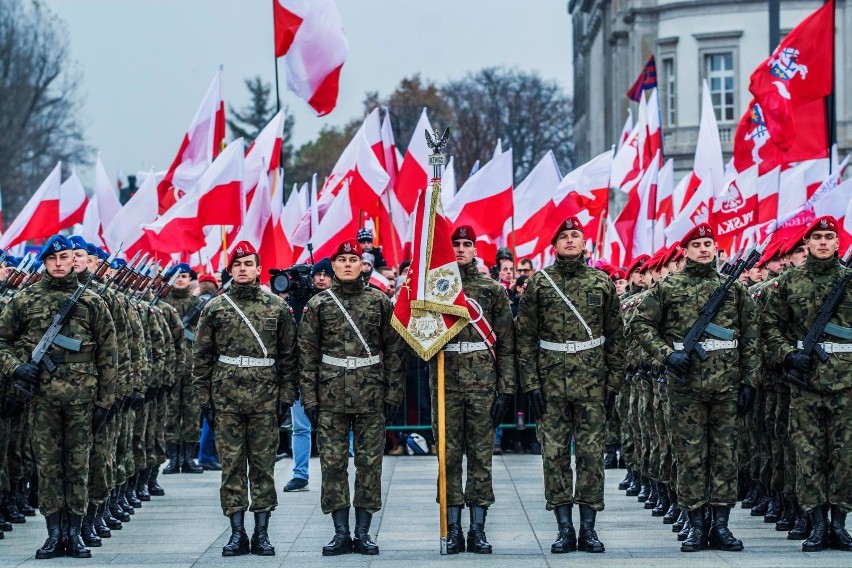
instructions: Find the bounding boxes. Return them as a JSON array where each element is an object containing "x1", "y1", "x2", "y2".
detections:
[
  {"x1": 115, "y1": 409, "x2": 134, "y2": 486},
  {"x1": 30, "y1": 397, "x2": 94, "y2": 516},
  {"x1": 653, "y1": 382, "x2": 672, "y2": 484},
  {"x1": 789, "y1": 387, "x2": 852, "y2": 513},
  {"x1": 132, "y1": 402, "x2": 148, "y2": 472},
  {"x1": 215, "y1": 410, "x2": 278, "y2": 517},
  {"x1": 627, "y1": 382, "x2": 642, "y2": 469},
  {"x1": 166, "y1": 373, "x2": 200, "y2": 444},
  {"x1": 430, "y1": 389, "x2": 495, "y2": 507},
  {"x1": 606, "y1": 391, "x2": 622, "y2": 447},
  {"x1": 775, "y1": 384, "x2": 796, "y2": 497},
  {"x1": 615, "y1": 389, "x2": 633, "y2": 464},
  {"x1": 87, "y1": 413, "x2": 119, "y2": 504},
  {"x1": 145, "y1": 397, "x2": 166, "y2": 468},
  {"x1": 666, "y1": 390, "x2": 739, "y2": 511},
  {"x1": 0, "y1": 417, "x2": 9, "y2": 492},
  {"x1": 7, "y1": 407, "x2": 32, "y2": 483},
  {"x1": 638, "y1": 381, "x2": 654, "y2": 477},
  {"x1": 538, "y1": 396, "x2": 606, "y2": 511},
  {"x1": 316, "y1": 411, "x2": 384, "y2": 515},
  {"x1": 759, "y1": 386, "x2": 776, "y2": 487}
]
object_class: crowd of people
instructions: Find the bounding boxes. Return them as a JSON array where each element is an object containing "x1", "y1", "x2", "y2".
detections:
[{"x1": 0, "y1": 211, "x2": 849, "y2": 558}]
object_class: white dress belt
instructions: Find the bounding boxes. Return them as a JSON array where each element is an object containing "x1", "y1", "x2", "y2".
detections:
[
  {"x1": 672, "y1": 339, "x2": 738, "y2": 351},
  {"x1": 796, "y1": 340, "x2": 852, "y2": 354},
  {"x1": 217, "y1": 355, "x2": 275, "y2": 367},
  {"x1": 539, "y1": 336, "x2": 605, "y2": 353},
  {"x1": 321, "y1": 353, "x2": 383, "y2": 369},
  {"x1": 443, "y1": 341, "x2": 488, "y2": 353}
]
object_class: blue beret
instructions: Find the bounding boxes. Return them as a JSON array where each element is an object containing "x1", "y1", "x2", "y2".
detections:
[
  {"x1": 69, "y1": 236, "x2": 88, "y2": 250},
  {"x1": 311, "y1": 257, "x2": 333, "y2": 277},
  {"x1": 95, "y1": 247, "x2": 109, "y2": 261},
  {"x1": 85, "y1": 243, "x2": 99, "y2": 256},
  {"x1": 38, "y1": 235, "x2": 74, "y2": 261},
  {"x1": 165, "y1": 262, "x2": 192, "y2": 279},
  {"x1": 111, "y1": 258, "x2": 127, "y2": 270},
  {"x1": 4, "y1": 255, "x2": 20, "y2": 268}
]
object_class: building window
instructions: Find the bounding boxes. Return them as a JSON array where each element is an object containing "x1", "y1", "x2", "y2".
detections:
[
  {"x1": 662, "y1": 57, "x2": 676, "y2": 126},
  {"x1": 705, "y1": 52, "x2": 735, "y2": 122}
]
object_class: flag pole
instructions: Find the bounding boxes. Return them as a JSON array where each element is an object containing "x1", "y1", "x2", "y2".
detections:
[
  {"x1": 272, "y1": 2, "x2": 282, "y2": 114},
  {"x1": 826, "y1": 0, "x2": 836, "y2": 174},
  {"x1": 437, "y1": 350, "x2": 448, "y2": 554}
]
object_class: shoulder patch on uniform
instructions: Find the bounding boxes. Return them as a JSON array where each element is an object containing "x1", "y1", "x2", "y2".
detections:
[
  {"x1": 263, "y1": 318, "x2": 277, "y2": 330},
  {"x1": 586, "y1": 292, "x2": 603, "y2": 307}
]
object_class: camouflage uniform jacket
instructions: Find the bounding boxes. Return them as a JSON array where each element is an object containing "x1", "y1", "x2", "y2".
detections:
[
  {"x1": 168, "y1": 287, "x2": 201, "y2": 373},
  {"x1": 632, "y1": 258, "x2": 760, "y2": 393},
  {"x1": 193, "y1": 281, "x2": 298, "y2": 413},
  {"x1": 430, "y1": 262, "x2": 516, "y2": 395},
  {"x1": 158, "y1": 300, "x2": 186, "y2": 386},
  {"x1": 142, "y1": 303, "x2": 166, "y2": 391},
  {"x1": 516, "y1": 255, "x2": 626, "y2": 399},
  {"x1": 119, "y1": 292, "x2": 145, "y2": 393},
  {"x1": 80, "y1": 270, "x2": 132, "y2": 398},
  {"x1": 298, "y1": 278, "x2": 405, "y2": 413},
  {"x1": 762, "y1": 255, "x2": 852, "y2": 393},
  {"x1": 153, "y1": 305, "x2": 176, "y2": 388},
  {"x1": 623, "y1": 286, "x2": 657, "y2": 380},
  {"x1": 0, "y1": 272, "x2": 117, "y2": 409}
]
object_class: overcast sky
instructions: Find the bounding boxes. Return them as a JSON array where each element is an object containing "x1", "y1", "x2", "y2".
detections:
[{"x1": 43, "y1": 0, "x2": 573, "y2": 184}]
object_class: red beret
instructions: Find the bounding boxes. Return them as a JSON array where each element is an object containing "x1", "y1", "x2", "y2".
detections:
[
  {"x1": 551, "y1": 216, "x2": 584, "y2": 244},
  {"x1": 756, "y1": 238, "x2": 786, "y2": 268},
  {"x1": 646, "y1": 248, "x2": 669, "y2": 272},
  {"x1": 333, "y1": 239, "x2": 363, "y2": 259},
  {"x1": 804, "y1": 215, "x2": 839, "y2": 238},
  {"x1": 780, "y1": 229, "x2": 807, "y2": 256},
  {"x1": 228, "y1": 241, "x2": 257, "y2": 270},
  {"x1": 451, "y1": 225, "x2": 476, "y2": 242},
  {"x1": 199, "y1": 274, "x2": 217, "y2": 285},
  {"x1": 681, "y1": 223, "x2": 715, "y2": 244},
  {"x1": 626, "y1": 254, "x2": 650, "y2": 275},
  {"x1": 611, "y1": 268, "x2": 626, "y2": 281},
  {"x1": 662, "y1": 243, "x2": 682, "y2": 267}
]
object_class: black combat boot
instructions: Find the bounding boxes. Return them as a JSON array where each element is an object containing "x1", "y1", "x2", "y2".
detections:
[
  {"x1": 550, "y1": 504, "x2": 576, "y2": 553},
  {"x1": 618, "y1": 467, "x2": 633, "y2": 491},
  {"x1": 708, "y1": 506, "x2": 743, "y2": 551},
  {"x1": 221, "y1": 511, "x2": 250, "y2": 556},
  {"x1": 148, "y1": 467, "x2": 165, "y2": 496},
  {"x1": 162, "y1": 443, "x2": 180, "y2": 474},
  {"x1": 617, "y1": 447, "x2": 626, "y2": 469},
  {"x1": 644, "y1": 481, "x2": 660, "y2": 510},
  {"x1": 353, "y1": 507, "x2": 379, "y2": 555},
  {"x1": 789, "y1": 504, "x2": 811, "y2": 540},
  {"x1": 653, "y1": 483, "x2": 671, "y2": 517},
  {"x1": 467, "y1": 506, "x2": 492, "y2": 554},
  {"x1": 828, "y1": 505, "x2": 852, "y2": 551},
  {"x1": 445, "y1": 506, "x2": 465, "y2": 554},
  {"x1": 181, "y1": 443, "x2": 204, "y2": 474},
  {"x1": 93, "y1": 503, "x2": 111, "y2": 538},
  {"x1": 136, "y1": 468, "x2": 151, "y2": 501},
  {"x1": 251, "y1": 511, "x2": 275, "y2": 555},
  {"x1": 81, "y1": 503, "x2": 102, "y2": 547},
  {"x1": 35, "y1": 511, "x2": 63, "y2": 559},
  {"x1": 677, "y1": 513, "x2": 691, "y2": 540},
  {"x1": 764, "y1": 491, "x2": 781, "y2": 523},
  {"x1": 750, "y1": 485, "x2": 770, "y2": 516},
  {"x1": 323, "y1": 508, "x2": 353, "y2": 556},
  {"x1": 673, "y1": 509, "x2": 687, "y2": 533},
  {"x1": 109, "y1": 489, "x2": 131, "y2": 523},
  {"x1": 603, "y1": 444, "x2": 617, "y2": 469},
  {"x1": 103, "y1": 496, "x2": 123, "y2": 530},
  {"x1": 625, "y1": 471, "x2": 641, "y2": 497},
  {"x1": 741, "y1": 482, "x2": 759, "y2": 508},
  {"x1": 802, "y1": 505, "x2": 828, "y2": 552},
  {"x1": 125, "y1": 476, "x2": 142, "y2": 509},
  {"x1": 0, "y1": 507, "x2": 13, "y2": 532},
  {"x1": 1, "y1": 491, "x2": 25, "y2": 523},
  {"x1": 118, "y1": 482, "x2": 135, "y2": 514},
  {"x1": 775, "y1": 494, "x2": 796, "y2": 531},
  {"x1": 577, "y1": 504, "x2": 604, "y2": 552},
  {"x1": 67, "y1": 512, "x2": 92, "y2": 558},
  {"x1": 16, "y1": 479, "x2": 36, "y2": 516},
  {"x1": 681, "y1": 508, "x2": 706, "y2": 552},
  {"x1": 663, "y1": 488, "x2": 680, "y2": 524},
  {"x1": 637, "y1": 477, "x2": 651, "y2": 503}
]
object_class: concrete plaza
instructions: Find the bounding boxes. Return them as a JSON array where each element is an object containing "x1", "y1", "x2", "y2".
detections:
[{"x1": 0, "y1": 454, "x2": 849, "y2": 567}]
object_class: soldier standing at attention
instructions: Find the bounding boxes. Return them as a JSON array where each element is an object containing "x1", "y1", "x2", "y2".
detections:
[
  {"x1": 0, "y1": 235, "x2": 117, "y2": 559},
  {"x1": 632, "y1": 223, "x2": 760, "y2": 553},
  {"x1": 299, "y1": 239, "x2": 404, "y2": 556},
  {"x1": 516, "y1": 217, "x2": 625, "y2": 554},
  {"x1": 193, "y1": 241, "x2": 298, "y2": 557},
  {"x1": 434, "y1": 225, "x2": 515, "y2": 555},
  {"x1": 762, "y1": 215, "x2": 852, "y2": 552}
]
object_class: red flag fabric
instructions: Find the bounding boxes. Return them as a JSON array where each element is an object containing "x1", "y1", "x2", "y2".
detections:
[
  {"x1": 395, "y1": 109, "x2": 434, "y2": 215},
  {"x1": 748, "y1": 0, "x2": 834, "y2": 150},
  {"x1": 444, "y1": 149, "x2": 513, "y2": 240}
]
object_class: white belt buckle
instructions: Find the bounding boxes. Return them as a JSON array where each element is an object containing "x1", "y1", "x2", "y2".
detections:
[
  {"x1": 460, "y1": 342, "x2": 472, "y2": 354},
  {"x1": 239, "y1": 356, "x2": 249, "y2": 367},
  {"x1": 566, "y1": 342, "x2": 576, "y2": 354},
  {"x1": 345, "y1": 357, "x2": 358, "y2": 370}
]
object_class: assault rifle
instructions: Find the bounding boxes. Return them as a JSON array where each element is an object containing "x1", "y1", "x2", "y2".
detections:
[
  {"x1": 181, "y1": 280, "x2": 231, "y2": 340},
  {"x1": 784, "y1": 246, "x2": 852, "y2": 390},
  {"x1": 665, "y1": 235, "x2": 771, "y2": 386},
  {"x1": 97, "y1": 249, "x2": 140, "y2": 296},
  {"x1": 0, "y1": 254, "x2": 34, "y2": 295},
  {"x1": 719, "y1": 249, "x2": 742, "y2": 276},
  {"x1": 149, "y1": 270, "x2": 180, "y2": 307}
]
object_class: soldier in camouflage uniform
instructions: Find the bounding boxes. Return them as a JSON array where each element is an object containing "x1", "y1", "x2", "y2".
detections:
[
  {"x1": 194, "y1": 241, "x2": 298, "y2": 557},
  {"x1": 633, "y1": 223, "x2": 760, "y2": 553},
  {"x1": 155, "y1": 293, "x2": 189, "y2": 483},
  {"x1": 163, "y1": 263, "x2": 204, "y2": 475},
  {"x1": 0, "y1": 235, "x2": 117, "y2": 559},
  {"x1": 516, "y1": 216, "x2": 625, "y2": 554},
  {"x1": 430, "y1": 225, "x2": 515, "y2": 554},
  {"x1": 299, "y1": 238, "x2": 404, "y2": 556},
  {"x1": 762, "y1": 216, "x2": 852, "y2": 552}
]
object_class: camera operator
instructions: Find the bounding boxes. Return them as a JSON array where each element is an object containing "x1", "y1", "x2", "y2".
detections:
[{"x1": 269, "y1": 258, "x2": 333, "y2": 493}]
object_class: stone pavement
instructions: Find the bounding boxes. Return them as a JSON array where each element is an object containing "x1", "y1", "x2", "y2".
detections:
[{"x1": 0, "y1": 454, "x2": 849, "y2": 567}]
